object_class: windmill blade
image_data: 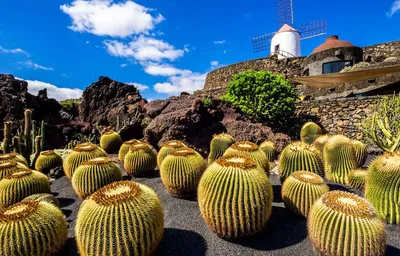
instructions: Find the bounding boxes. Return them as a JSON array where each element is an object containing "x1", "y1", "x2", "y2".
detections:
[
  {"x1": 297, "y1": 18, "x2": 328, "y2": 40},
  {"x1": 252, "y1": 31, "x2": 276, "y2": 53},
  {"x1": 276, "y1": 0, "x2": 294, "y2": 27}
]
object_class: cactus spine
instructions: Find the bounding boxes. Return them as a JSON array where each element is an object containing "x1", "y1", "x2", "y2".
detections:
[
  {"x1": 346, "y1": 169, "x2": 368, "y2": 190},
  {"x1": 300, "y1": 121, "x2": 323, "y2": 144},
  {"x1": 207, "y1": 133, "x2": 235, "y2": 165},
  {"x1": 22, "y1": 193, "x2": 60, "y2": 207},
  {"x1": 157, "y1": 140, "x2": 187, "y2": 167},
  {"x1": 75, "y1": 181, "x2": 164, "y2": 256},
  {"x1": 0, "y1": 152, "x2": 28, "y2": 167},
  {"x1": 352, "y1": 140, "x2": 368, "y2": 168},
  {"x1": 259, "y1": 140, "x2": 277, "y2": 162},
  {"x1": 35, "y1": 150, "x2": 63, "y2": 174},
  {"x1": 100, "y1": 130, "x2": 122, "y2": 154},
  {"x1": 2, "y1": 122, "x2": 12, "y2": 154},
  {"x1": 0, "y1": 161, "x2": 29, "y2": 180},
  {"x1": 124, "y1": 142, "x2": 157, "y2": 177},
  {"x1": 308, "y1": 191, "x2": 386, "y2": 256},
  {"x1": 118, "y1": 139, "x2": 140, "y2": 162}
]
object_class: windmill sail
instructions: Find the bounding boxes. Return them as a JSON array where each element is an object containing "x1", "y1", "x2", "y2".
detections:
[{"x1": 276, "y1": 0, "x2": 294, "y2": 27}]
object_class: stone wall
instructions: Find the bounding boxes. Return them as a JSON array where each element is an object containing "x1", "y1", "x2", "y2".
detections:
[{"x1": 362, "y1": 40, "x2": 400, "y2": 62}]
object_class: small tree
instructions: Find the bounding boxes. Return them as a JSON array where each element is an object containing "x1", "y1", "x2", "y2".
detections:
[{"x1": 222, "y1": 70, "x2": 297, "y2": 126}]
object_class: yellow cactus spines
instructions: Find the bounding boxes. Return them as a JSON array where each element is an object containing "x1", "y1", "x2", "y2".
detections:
[
  {"x1": 259, "y1": 140, "x2": 277, "y2": 162},
  {"x1": 366, "y1": 152, "x2": 400, "y2": 224},
  {"x1": 35, "y1": 150, "x2": 63, "y2": 174},
  {"x1": 346, "y1": 169, "x2": 368, "y2": 190},
  {"x1": 313, "y1": 135, "x2": 330, "y2": 154},
  {"x1": 100, "y1": 130, "x2": 123, "y2": 154},
  {"x1": 198, "y1": 154, "x2": 273, "y2": 240},
  {"x1": 0, "y1": 169, "x2": 51, "y2": 207},
  {"x1": 223, "y1": 141, "x2": 269, "y2": 173},
  {"x1": 0, "y1": 161, "x2": 29, "y2": 180},
  {"x1": 118, "y1": 139, "x2": 140, "y2": 162},
  {"x1": 324, "y1": 135, "x2": 357, "y2": 184},
  {"x1": 160, "y1": 148, "x2": 206, "y2": 198},
  {"x1": 22, "y1": 193, "x2": 60, "y2": 207},
  {"x1": 279, "y1": 142, "x2": 324, "y2": 182},
  {"x1": 308, "y1": 191, "x2": 386, "y2": 256},
  {"x1": 72, "y1": 157, "x2": 123, "y2": 199},
  {"x1": 300, "y1": 121, "x2": 323, "y2": 144},
  {"x1": 281, "y1": 171, "x2": 329, "y2": 217},
  {"x1": 0, "y1": 200, "x2": 68, "y2": 255},
  {"x1": 0, "y1": 152, "x2": 28, "y2": 167},
  {"x1": 351, "y1": 140, "x2": 368, "y2": 168},
  {"x1": 75, "y1": 180, "x2": 164, "y2": 256},
  {"x1": 124, "y1": 142, "x2": 157, "y2": 177},
  {"x1": 207, "y1": 133, "x2": 235, "y2": 165},
  {"x1": 157, "y1": 140, "x2": 187, "y2": 167},
  {"x1": 64, "y1": 142, "x2": 107, "y2": 179}
]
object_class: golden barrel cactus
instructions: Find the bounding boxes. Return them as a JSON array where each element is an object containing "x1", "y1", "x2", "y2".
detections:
[
  {"x1": 223, "y1": 141, "x2": 269, "y2": 173},
  {"x1": 300, "y1": 121, "x2": 323, "y2": 144},
  {"x1": 100, "y1": 130, "x2": 123, "y2": 154},
  {"x1": 118, "y1": 139, "x2": 140, "y2": 162},
  {"x1": 157, "y1": 140, "x2": 187, "y2": 167},
  {"x1": 0, "y1": 152, "x2": 28, "y2": 167},
  {"x1": 351, "y1": 140, "x2": 368, "y2": 168},
  {"x1": 259, "y1": 140, "x2": 277, "y2": 162},
  {"x1": 124, "y1": 142, "x2": 157, "y2": 177},
  {"x1": 0, "y1": 161, "x2": 29, "y2": 180},
  {"x1": 313, "y1": 135, "x2": 329, "y2": 155},
  {"x1": 22, "y1": 193, "x2": 60, "y2": 207},
  {"x1": 346, "y1": 169, "x2": 368, "y2": 190},
  {"x1": 207, "y1": 133, "x2": 235, "y2": 165},
  {"x1": 35, "y1": 150, "x2": 63, "y2": 174}
]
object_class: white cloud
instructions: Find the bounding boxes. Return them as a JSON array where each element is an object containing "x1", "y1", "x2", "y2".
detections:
[
  {"x1": 85, "y1": 40, "x2": 90, "y2": 44},
  {"x1": 223, "y1": 50, "x2": 227, "y2": 54},
  {"x1": 60, "y1": 0, "x2": 164, "y2": 37},
  {"x1": 143, "y1": 62, "x2": 190, "y2": 76},
  {"x1": 127, "y1": 82, "x2": 149, "y2": 91},
  {"x1": 154, "y1": 71, "x2": 206, "y2": 95},
  {"x1": 0, "y1": 46, "x2": 29, "y2": 56},
  {"x1": 214, "y1": 40, "x2": 226, "y2": 45},
  {"x1": 120, "y1": 63, "x2": 128, "y2": 68},
  {"x1": 19, "y1": 60, "x2": 54, "y2": 71},
  {"x1": 210, "y1": 61, "x2": 219, "y2": 67},
  {"x1": 387, "y1": 1, "x2": 400, "y2": 17}
]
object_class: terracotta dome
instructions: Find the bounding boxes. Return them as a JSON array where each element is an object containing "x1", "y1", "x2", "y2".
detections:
[{"x1": 311, "y1": 35, "x2": 354, "y2": 54}]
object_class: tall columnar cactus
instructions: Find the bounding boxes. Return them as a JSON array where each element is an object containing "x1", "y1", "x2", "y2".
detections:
[
  {"x1": 308, "y1": 191, "x2": 386, "y2": 256},
  {"x1": 324, "y1": 135, "x2": 357, "y2": 184},
  {"x1": 64, "y1": 142, "x2": 108, "y2": 179},
  {"x1": 281, "y1": 171, "x2": 329, "y2": 217},
  {"x1": 223, "y1": 141, "x2": 270, "y2": 174},
  {"x1": 346, "y1": 169, "x2": 368, "y2": 190},
  {"x1": 157, "y1": 140, "x2": 187, "y2": 167},
  {"x1": 160, "y1": 148, "x2": 206, "y2": 198},
  {"x1": 198, "y1": 154, "x2": 273, "y2": 240},
  {"x1": 313, "y1": 135, "x2": 330, "y2": 155},
  {"x1": 24, "y1": 109, "x2": 33, "y2": 162},
  {"x1": 72, "y1": 157, "x2": 123, "y2": 199},
  {"x1": 124, "y1": 142, "x2": 157, "y2": 177},
  {"x1": 100, "y1": 130, "x2": 123, "y2": 154},
  {"x1": 0, "y1": 152, "x2": 29, "y2": 167},
  {"x1": 2, "y1": 122, "x2": 12, "y2": 154},
  {"x1": 207, "y1": 133, "x2": 235, "y2": 165},
  {"x1": 35, "y1": 150, "x2": 63, "y2": 174},
  {"x1": 0, "y1": 200, "x2": 68, "y2": 255},
  {"x1": 0, "y1": 169, "x2": 51, "y2": 207},
  {"x1": 118, "y1": 139, "x2": 140, "y2": 162},
  {"x1": 22, "y1": 193, "x2": 60, "y2": 207},
  {"x1": 75, "y1": 181, "x2": 164, "y2": 256},
  {"x1": 279, "y1": 142, "x2": 324, "y2": 182},
  {"x1": 366, "y1": 152, "x2": 400, "y2": 224},
  {"x1": 300, "y1": 121, "x2": 323, "y2": 144},
  {"x1": 0, "y1": 161, "x2": 29, "y2": 180},
  {"x1": 259, "y1": 140, "x2": 277, "y2": 162},
  {"x1": 352, "y1": 140, "x2": 368, "y2": 168}
]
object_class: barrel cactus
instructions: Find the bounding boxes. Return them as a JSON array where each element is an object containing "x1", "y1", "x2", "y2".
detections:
[
  {"x1": 346, "y1": 169, "x2": 368, "y2": 190},
  {"x1": 0, "y1": 152, "x2": 28, "y2": 167},
  {"x1": 313, "y1": 135, "x2": 330, "y2": 154},
  {"x1": 72, "y1": 157, "x2": 123, "y2": 199},
  {"x1": 75, "y1": 180, "x2": 164, "y2": 256},
  {"x1": 118, "y1": 139, "x2": 140, "y2": 162},
  {"x1": 324, "y1": 135, "x2": 357, "y2": 184},
  {"x1": 279, "y1": 142, "x2": 324, "y2": 182},
  {"x1": 160, "y1": 148, "x2": 206, "y2": 198},
  {"x1": 207, "y1": 133, "x2": 235, "y2": 165},
  {"x1": 157, "y1": 140, "x2": 187, "y2": 167},
  {"x1": 124, "y1": 142, "x2": 157, "y2": 177},
  {"x1": 366, "y1": 152, "x2": 400, "y2": 224},
  {"x1": 352, "y1": 140, "x2": 368, "y2": 168},
  {"x1": 0, "y1": 161, "x2": 29, "y2": 180},
  {"x1": 300, "y1": 121, "x2": 323, "y2": 144},
  {"x1": 22, "y1": 193, "x2": 60, "y2": 207},
  {"x1": 259, "y1": 140, "x2": 277, "y2": 162},
  {"x1": 35, "y1": 150, "x2": 63, "y2": 174},
  {"x1": 308, "y1": 191, "x2": 386, "y2": 256},
  {"x1": 282, "y1": 171, "x2": 329, "y2": 217},
  {"x1": 0, "y1": 200, "x2": 68, "y2": 255},
  {"x1": 198, "y1": 154, "x2": 273, "y2": 240},
  {"x1": 100, "y1": 130, "x2": 123, "y2": 154},
  {"x1": 223, "y1": 141, "x2": 269, "y2": 173}
]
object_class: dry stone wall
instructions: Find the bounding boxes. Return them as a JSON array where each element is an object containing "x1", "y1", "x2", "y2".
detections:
[{"x1": 362, "y1": 40, "x2": 400, "y2": 62}]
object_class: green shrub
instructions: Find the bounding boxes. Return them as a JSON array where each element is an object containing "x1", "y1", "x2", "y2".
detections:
[
  {"x1": 201, "y1": 96, "x2": 212, "y2": 107},
  {"x1": 60, "y1": 99, "x2": 80, "y2": 112}
]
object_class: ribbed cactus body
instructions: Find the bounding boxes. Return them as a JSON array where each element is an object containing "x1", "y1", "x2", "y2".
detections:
[
  {"x1": 346, "y1": 169, "x2": 368, "y2": 190},
  {"x1": 0, "y1": 200, "x2": 68, "y2": 255},
  {"x1": 22, "y1": 193, "x2": 60, "y2": 207},
  {"x1": 279, "y1": 142, "x2": 324, "y2": 182},
  {"x1": 75, "y1": 181, "x2": 164, "y2": 256},
  {"x1": 118, "y1": 139, "x2": 140, "y2": 162},
  {"x1": 124, "y1": 142, "x2": 157, "y2": 177},
  {"x1": 72, "y1": 157, "x2": 123, "y2": 199},
  {"x1": 324, "y1": 135, "x2": 357, "y2": 184},
  {"x1": 207, "y1": 133, "x2": 235, "y2": 165},
  {"x1": 64, "y1": 142, "x2": 108, "y2": 179},
  {"x1": 313, "y1": 135, "x2": 329, "y2": 154},
  {"x1": 281, "y1": 171, "x2": 329, "y2": 217},
  {"x1": 0, "y1": 161, "x2": 29, "y2": 180},
  {"x1": 157, "y1": 140, "x2": 187, "y2": 167},
  {"x1": 259, "y1": 140, "x2": 276, "y2": 162},
  {"x1": 0, "y1": 152, "x2": 28, "y2": 167},
  {"x1": 223, "y1": 141, "x2": 269, "y2": 174},
  {"x1": 352, "y1": 140, "x2": 368, "y2": 168},
  {"x1": 0, "y1": 169, "x2": 51, "y2": 207},
  {"x1": 100, "y1": 131, "x2": 123, "y2": 154},
  {"x1": 198, "y1": 154, "x2": 273, "y2": 240},
  {"x1": 35, "y1": 150, "x2": 63, "y2": 174},
  {"x1": 366, "y1": 153, "x2": 400, "y2": 224},
  {"x1": 308, "y1": 191, "x2": 386, "y2": 256},
  {"x1": 300, "y1": 122, "x2": 323, "y2": 144},
  {"x1": 160, "y1": 148, "x2": 206, "y2": 198}
]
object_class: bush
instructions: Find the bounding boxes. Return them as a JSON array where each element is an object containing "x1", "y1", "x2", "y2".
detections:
[
  {"x1": 221, "y1": 70, "x2": 296, "y2": 126},
  {"x1": 60, "y1": 99, "x2": 80, "y2": 112}
]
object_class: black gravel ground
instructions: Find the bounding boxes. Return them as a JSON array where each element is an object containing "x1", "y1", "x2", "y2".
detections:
[{"x1": 55, "y1": 155, "x2": 400, "y2": 256}]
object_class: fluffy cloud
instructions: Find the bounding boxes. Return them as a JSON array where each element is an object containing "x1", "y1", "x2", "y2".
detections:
[
  {"x1": 0, "y1": 46, "x2": 29, "y2": 56},
  {"x1": 127, "y1": 82, "x2": 149, "y2": 91},
  {"x1": 214, "y1": 40, "x2": 226, "y2": 44},
  {"x1": 210, "y1": 61, "x2": 219, "y2": 67},
  {"x1": 387, "y1": 1, "x2": 400, "y2": 17},
  {"x1": 60, "y1": 0, "x2": 164, "y2": 37},
  {"x1": 120, "y1": 63, "x2": 128, "y2": 68},
  {"x1": 154, "y1": 72, "x2": 206, "y2": 95},
  {"x1": 143, "y1": 62, "x2": 190, "y2": 76},
  {"x1": 19, "y1": 60, "x2": 54, "y2": 71}
]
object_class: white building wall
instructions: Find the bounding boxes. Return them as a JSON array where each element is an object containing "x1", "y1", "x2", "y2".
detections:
[{"x1": 270, "y1": 31, "x2": 301, "y2": 59}]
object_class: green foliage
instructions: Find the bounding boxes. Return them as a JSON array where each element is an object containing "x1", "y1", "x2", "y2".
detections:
[
  {"x1": 221, "y1": 70, "x2": 297, "y2": 125},
  {"x1": 60, "y1": 98, "x2": 80, "y2": 112},
  {"x1": 201, "y1": 96, "x2": 212, "y2": 107}
]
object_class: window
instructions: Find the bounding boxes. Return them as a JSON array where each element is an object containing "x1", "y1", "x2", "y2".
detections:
[
  {"x1": 274, "y1": 44, "x2": 280, "y2": 53},
  {"x1": 322, "y1": 60, "x2": 353, "y2": 74}
]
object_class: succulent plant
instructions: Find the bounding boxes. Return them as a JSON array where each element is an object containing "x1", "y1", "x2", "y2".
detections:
[
  {"x1": 351, "y1": 140, "x2": 368, "y2": 168},
  {"x1": 64, "y1": 142, "x2": 108, "y2": 179},
  {"x1": 100, "y1": 130, "x2": 123, "y2": 154},
  {"x1": 22, "y1": 193, "x2": 60, "y2": 207},
  {"x1": 324, "y1": 135, "x2": 358, "y2": 184},
  {"x1": 259, "y1": 140, "x2": 277, "y2": 162},
  {"x1": 0, "y1": 152, "x2": 28, "y2": 167},
  {"x1": 346, "y1": 169, "x2": 368, "y2": 190},
  {"x1": 124, "y1": 142, "x2": 157, "y2": 177},
  {"x1": 157, "y1": 140, "x2": 187, "y2": 167},
  {"x1": 72, "y1": 157, "x2": 123, "y2": 199},
  {"x1": 118, "y1": 139, "x2": 140, "y2": 162},
  {"x1": 75, "y1": 180, "x2": 164, "y2": 256},
  {"x1": 279, "y1": 142, "x2": 324, "y2": 182},
  {"x1": 313, "y1": 135, "x2": 330, "y2": 155},
  {"x1": 0, "y1": 200, "x2": 68, "y2": 255},
  {"x1": 300, "y1": 121, "x2": 323, "y2": 144},
  {"x1": 223, "y1": 141, "x2": 269, "y2": 174},
  {"x1": 0, "y1": 161, "x2": 29, "y2": 180},
  {"x1": 160, "y1": 148, "x2": 206, "y2": 198},
  {"x1": 35, "y1": 150, "x2": 63, "y2": 174},
  {"x1": 282, "y1": 171, "x2": 329, "y2": 217},
  {"x1": 366, "y1": 152, "x2": 400, "y2": 224},
  {"x1": 198, "y1": 154, "x2": 273, "y2": 240},
  {"x1": 308, "y1": 191, "x2": 386, "y2": 256},
  {"x1": 207, "y1": 133, "x2": 235, "y2": 165}
]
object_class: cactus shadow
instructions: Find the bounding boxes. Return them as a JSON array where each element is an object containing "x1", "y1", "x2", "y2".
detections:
[
  {"x1": 62, "y1": 209, "x2": 72, "y2": 218},
  {"x1": 387, "y1": 245, "x2": 400, "y2": 255},
  {"x1": 156, "y1": 228, "x2": 207, "y2": 256},
  {"x1": 272, "y1": 184, "x2": 283, "y2": 203},
  {"x1": 59, "y1": 238, "x2": 78, "y2": 256},
  {"x1": 58, "y1": 198, "x2": 75, "y2": 207},
  {"x1": 327, "y1": 182, "x2": 351, "y2": 192}
]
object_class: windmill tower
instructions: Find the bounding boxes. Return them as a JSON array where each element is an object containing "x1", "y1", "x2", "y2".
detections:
[{"x1": 252, "y1": 0, "x2": 327, "y2": 59}]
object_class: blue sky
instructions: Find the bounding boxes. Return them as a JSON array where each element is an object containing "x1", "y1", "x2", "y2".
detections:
[{"x1": 0, "y1": 0, "x2": 399, "y2": 101}]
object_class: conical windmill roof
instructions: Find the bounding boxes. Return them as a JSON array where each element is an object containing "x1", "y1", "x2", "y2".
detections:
[{"x1": 277, "y1": 24, "x2": 298, "y2": 33}]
